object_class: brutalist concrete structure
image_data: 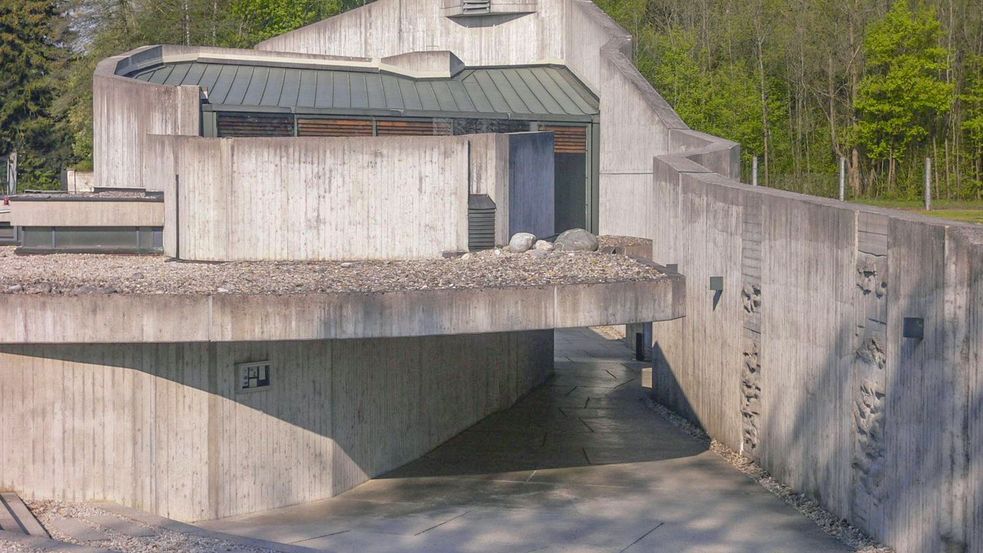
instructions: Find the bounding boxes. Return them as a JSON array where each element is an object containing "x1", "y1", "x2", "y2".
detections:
[{"x1": 2, "y1": 2, "x2": 982, "y2": 551}]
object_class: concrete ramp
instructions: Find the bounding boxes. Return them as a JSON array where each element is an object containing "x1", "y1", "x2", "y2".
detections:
[{"x1": 0, "y1": 492, "x2": 48, "y2": 537}]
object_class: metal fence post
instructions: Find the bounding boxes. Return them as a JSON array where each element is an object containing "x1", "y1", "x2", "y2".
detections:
[
  {"x1": 925, "y1": 158, "x2": 932, "y2": 211},
  {"x1": 839, "y1": 156, "x2": 846, "y2": 202},
  {"x1": 752, "y1": 156, "x2": 758, "y2": 187}
]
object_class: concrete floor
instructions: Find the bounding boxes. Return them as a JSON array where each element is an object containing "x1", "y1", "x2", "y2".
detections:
[{"x1": 200, "y1": 328, "x2": 851, "y2": 553}]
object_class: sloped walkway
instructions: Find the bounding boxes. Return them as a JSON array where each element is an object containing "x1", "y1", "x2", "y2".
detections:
[{"x1": 201, "y1": 328, "x2": 851, "y2": 553}]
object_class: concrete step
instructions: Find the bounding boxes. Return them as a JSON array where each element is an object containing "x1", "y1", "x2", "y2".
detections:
[{"x1": 0, "y1": 492, "x2": 48, "y2": 537}]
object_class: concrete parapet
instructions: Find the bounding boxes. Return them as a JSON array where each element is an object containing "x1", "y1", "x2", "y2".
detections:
[{"x1": 0, "y1": 274, "x2": 683, "y2": 345}]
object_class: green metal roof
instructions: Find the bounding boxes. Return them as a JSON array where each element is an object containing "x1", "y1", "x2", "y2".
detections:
[{"x1": 128, "y1": 62, "x2": 599, "y2": 121}]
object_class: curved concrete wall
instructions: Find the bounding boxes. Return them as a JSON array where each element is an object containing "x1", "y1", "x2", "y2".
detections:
[
  {"x1": 0, "y1": 331, "x2": 553, "y2": 521},
  {"x1": 93, "y1": 49, "x2": 201, "y2": 190}
]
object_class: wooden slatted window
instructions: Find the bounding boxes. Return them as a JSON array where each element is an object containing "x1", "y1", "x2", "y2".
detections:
[
  {"x1": 376, "y1": 119, "x2": 452, "y2": 136},
  {"x1": 217, "y1": 113, "x2": 294, "y2": 137},
  {"x1": 297, "y1": 118, "x2": 374, "y2": 137},
  {"x1": 542, "y1": 125, "x2": 588, "y2": 154}
]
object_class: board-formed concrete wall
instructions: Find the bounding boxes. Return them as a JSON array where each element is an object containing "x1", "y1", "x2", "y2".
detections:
[
  {"x1": 647, "y1": 146, "x2": 983, "y2": 553},
  {"x1": 0, "y1": 331, "x2": 553, "y2": 521},
  {"x1": 93, "y1": 49, "x2": 200, "y2": 191},
  {"x1": 149, "y1": 135, "x2": 472, "y2": 261}
]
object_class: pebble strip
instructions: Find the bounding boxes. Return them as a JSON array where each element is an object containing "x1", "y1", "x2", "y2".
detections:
[
  {"x1": 643, "y1": 399, "x2": 894, "y2": 553},
  {"x1": 25, "y1": 500, "x2": 278, "y2": 553},
  {"x1": 0, "y1": 245, "x2": 665, "y2": 296}
]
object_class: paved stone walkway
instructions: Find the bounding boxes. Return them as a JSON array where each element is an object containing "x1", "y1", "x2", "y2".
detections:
[{"x1": 201, "y1": 328, "x2": 852, "y2": 553}]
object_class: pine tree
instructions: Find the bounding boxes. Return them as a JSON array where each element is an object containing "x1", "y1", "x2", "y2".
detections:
[{"x1": 0, "y1": 0, "x2": 73, "y2": 190}]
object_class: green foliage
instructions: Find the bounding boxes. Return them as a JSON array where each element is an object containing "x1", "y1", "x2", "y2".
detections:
[
  {"x1": 853, "y1": 2, "x2": 952, "y2": 164},
  {"x1": 0, "y1": 0, "x2": 73, "y2": 189},
  {"x1": 228, "y1": 0, "x2": 342, "y2": 47}
]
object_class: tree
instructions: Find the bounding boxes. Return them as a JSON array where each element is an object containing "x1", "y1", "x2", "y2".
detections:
[
  {"x1": 853, "y1": 1, "x2": 953, "y2": 194},
  {"x1": 0, "y1": 0, "x2": 73, "y2": 190},
  {"x1": 962, "y1": 54, "x2": 983, "y2": 197}
]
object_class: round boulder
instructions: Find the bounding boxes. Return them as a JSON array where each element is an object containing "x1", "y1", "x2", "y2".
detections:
[
  {"x1": 509, "y1": 232, "x2": 537, "y2": 253},
  {"x1": 533, "y1": 240, "x2": 554, "y2": 252},
  {"x1": 554, "y1": 229, "x2": 599, "y2": 252}
]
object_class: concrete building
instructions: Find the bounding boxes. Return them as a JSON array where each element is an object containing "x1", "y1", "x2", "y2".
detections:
[{"x1": 1, "y1": 2, "x2": 982, "y2": 552}]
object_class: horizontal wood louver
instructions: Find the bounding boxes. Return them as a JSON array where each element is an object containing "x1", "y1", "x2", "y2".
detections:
[
  {"x1": 376, "y1": 119, "x2": 452, "y2": 136},
  {"x1": 542, "y1": 125, "x2": 588, "y2": 154},
  {"x1": 217, "y1": 113, "x2": 294, "y2": 137},
  {"x1": 297, "y1": 118, "x2": 373, "y2": 137}
]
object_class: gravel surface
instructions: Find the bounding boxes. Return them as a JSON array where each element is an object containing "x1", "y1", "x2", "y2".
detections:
[
  {"x1": 25, "y1": 500, "x2": 278, "y2": 553},
  {"x1": 0, "y1": 244, "x2": 666, "y2": 296},
  {"x1": 597, "y1": 235, "x2": 653, "y2": 249},
  {"x1": 643, "y1": 399, "x2": 894, "y2": 553},
  {"x1": 12, "y1": 190, "x2": 159, "y2": 201}
]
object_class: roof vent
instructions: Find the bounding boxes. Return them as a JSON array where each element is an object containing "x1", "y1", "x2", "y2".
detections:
[
  {"x1": 463, "y1": 0, "x2": 491, "y2": 14},
  {"x1": 442, "y1": 0, "x2": 537, "y2": 18}
]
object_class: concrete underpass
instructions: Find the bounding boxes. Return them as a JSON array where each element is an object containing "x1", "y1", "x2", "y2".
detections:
[{"x1": 198, "y1": 328, "x2": 850, "y2": 553}]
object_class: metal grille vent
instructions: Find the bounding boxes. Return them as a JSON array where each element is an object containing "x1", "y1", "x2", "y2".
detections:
[
  {"x1": 462, "y1": 0, "x2": 492, "y2": 14},
  {"x1": 376, "y1": 119, "x2": 452, "y2": 136},
  {"x1": 468, "y1": 194, "x2": 496, "y2": 251},
  {"x1": 217, "y1": 112, "x2": 294, "y2": 137},
  {"x1": 297, "y1": 118, "x2": 373, "y2": 137},
  {"x1": 541, "y1": 125, "x2": 588, "y2": 154}
]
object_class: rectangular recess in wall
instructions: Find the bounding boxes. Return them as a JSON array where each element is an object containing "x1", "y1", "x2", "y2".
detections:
[
  {"x1": 237, "y1": 361, "x2": 273, "y2": 394},
  {"x1": 297, "y1": 118, "x2": 373, "y2": 137}
]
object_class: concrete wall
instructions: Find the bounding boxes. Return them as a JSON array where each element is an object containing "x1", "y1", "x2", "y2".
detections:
[
  {"x1": 647, "y1": 149, "x2": 983, "y2": 553},
  {"x1": 9, "y1": 200, "x2": 163, "y2": 227},
  {"x1": 0, "y1": 331, "x2": 553, "y2": 521},
  {"x1": 93, "y1": 52, "x2": 200, "y2": 190},
  {"x1": 256, "y1": 0, "x2": 566, "y2": 68},
  {"x1": 149, "y1": 135, "x2": 472, "y2": 261}
]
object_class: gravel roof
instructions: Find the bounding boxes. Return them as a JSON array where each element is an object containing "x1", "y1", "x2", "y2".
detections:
[
  {"x1": 12, "y1": 190, "x2": 161, "y2": 201},
  {"x1": 0, "y1": 245, "x2": 665, "y2": 296}
]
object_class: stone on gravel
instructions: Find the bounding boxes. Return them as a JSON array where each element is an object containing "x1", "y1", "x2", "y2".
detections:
[
  {"x1": 7, "y1": 284, "x2": 23, "y2": 293},
  {"x1": 555, "y1": 229, "x2": 599, "y2": 252},
  {"x1": 534, "y1": 240, "x2": 554, "y2": 252},
  {"x1": 528, "y1": 249, "x2": 549, "y2": 259},
  {"x1": 509, "y1": 233, "x2": 537, "y2": 253}
]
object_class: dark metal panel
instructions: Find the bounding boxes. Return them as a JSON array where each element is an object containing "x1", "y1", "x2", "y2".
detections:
[
  {"x1": 446, "y1": 82, "x2": 476, "y2": 112},
  {"x1": 514, "y1": 68, "x2": 565, "y2": 115},
  {"x1": 314, "y1": 72, "x2": 334, "y2": 109},
  {"x1": 278, "y1": 69, "x2": 302, "y2": 108},
  {"x1": 259, "y1": 67, "x2": 286, "y2": 106},
  {"x1": 365, "y1": 74, "x2": 387, "y2": 109},
  {"x1": 184, "y1": 62, "x2": 207, "y2": 86},
  {"x1": 162, "y1": 63, "x2": 192, "y2": 86},
  {"x1": 547, "y1": 67, "x2": 598, "y2": 114},
  {"x1": 430, "y1": 81, "x2": 459, "y2": 112},
  {"x1": 398, "y1": 79, "x2": 423, "y2": 111},
  {"x1": 197, "y1": 64, "x2": 224, "y2": 96},
  {"x1": 487, "y1": 70, "x2": 531, "y2": 113},
  {"x1": 220, "y1": 66, "x2": 253, "y2": 106},
  {"x1": 241, "y1": 67, "x2": 270, "y2": 105},
  {"x1": 217, "y1": 112, "x2": 294, "y2": 137},
  {"x1": 469, "y1": 72, "x2": 510, "y2": 113},
  {"x1": 349, "y1": 73, "x2": 370, "y2": 109},
  {"x1": 380, "y1": 74, "x2": 404, "y2": 109},
  {"x1": 501, "y1": 68, "x2": 546, "y2": 114},
  {"x1": 297, "y1": 70, "x2": 318, "y2": 108},
  {"x1": 416, "y1": 82, "x2": 441, "y2": 111},
  {"x1": 209, "y1": 65, "x2": 240, "y2": 104},
  {"x1": 332, "y1": 71, "x2": 352, "y2": 109},
  {"x1": 531, "y1": 69, "x2": 580, "y2": 115},
  {"x1": 147, "y1": 65, "x2": 175, "y2": 84}
]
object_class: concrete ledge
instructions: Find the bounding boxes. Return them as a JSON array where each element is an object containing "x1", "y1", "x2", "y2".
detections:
[
  {"x1": 0, "y1": 275, "x2": 684, "y2": 344},
  {"x1": 9, "y1": 200, "x2": 164, "y2": 227}
]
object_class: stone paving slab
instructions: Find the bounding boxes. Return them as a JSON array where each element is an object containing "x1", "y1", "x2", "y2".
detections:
[
  {"x1": 200, "y1": 328, "x2": 853, "y2": 553},
  {"x1": 45, "y1": 516, "x2": 112, "y2": 543},
  {"x1": 84, "y1": 515, "x2": 157, "y2": 538}
]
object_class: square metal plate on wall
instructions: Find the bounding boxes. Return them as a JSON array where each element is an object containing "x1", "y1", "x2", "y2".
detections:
[{"x1": 236, "y1": 361, "x2": 273, "y2": 394}]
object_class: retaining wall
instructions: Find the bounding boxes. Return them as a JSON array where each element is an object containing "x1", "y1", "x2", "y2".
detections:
[
  {"x1": 646, "y1": 149, "x2": 983, "y2": 553},
  {"x1": 0, "y1": 331, "x2": 553, "y2": 521}
]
